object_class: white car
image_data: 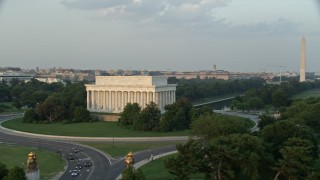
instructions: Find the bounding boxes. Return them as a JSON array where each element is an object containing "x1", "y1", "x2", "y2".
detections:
[{"x1": 71, "y1": 170, "x2": 79, "y2": 177}]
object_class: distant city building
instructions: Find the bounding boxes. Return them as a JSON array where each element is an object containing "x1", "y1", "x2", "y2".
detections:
[
  {"x1": 85, "y1": 76, "x2": 176, "y2": 113},
  {"x1": 213, "y1": 64, "x2": 217, "y2": 71},
  {"x1": 0, "y1": 72, "x2": 35, "y2": 84},
  {"x1": 164, "y1": 71, "x2": 230, "y2": 80},
  {"x1": 36, "y1": 77, "x2": 65, "y2": 84}
]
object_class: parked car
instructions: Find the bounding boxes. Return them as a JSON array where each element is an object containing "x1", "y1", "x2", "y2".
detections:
[{"x1": 84, "y1": 161, "x2": 91, "y2": 167}]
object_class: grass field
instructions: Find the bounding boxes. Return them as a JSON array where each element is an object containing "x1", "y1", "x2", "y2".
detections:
[
  {"x1": 80, "y1": 141, "x2": 184, "y2": 158},
  {"x1": 139, "y1": 154, "x2": 205, "y2": 180},
  {"x1": 2, "y1": 118, "x2": 190, "y2": 137},
  {"x1": 291, "y1": 89, "x2": 320, "y2": 99},
  {"x1": 0, "y1": 143, "x2": 66, "y2": 179}
]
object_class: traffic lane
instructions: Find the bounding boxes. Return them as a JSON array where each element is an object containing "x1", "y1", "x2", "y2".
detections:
[
  {"x1": 0, "y1": 133, "x2": 111, "y2": 180},
  {"x1": 0, "y1": 135, "x2": 92, "y2": 180},
  {"x1": 0, "y1": 115, "x2": 113, "y2": 180},
  {"x1": 76, "y1": 144, "x2": 111, "y2": 180},
  {"x1": 106, "y1": 145, "x2": 176, "y2": 180}
]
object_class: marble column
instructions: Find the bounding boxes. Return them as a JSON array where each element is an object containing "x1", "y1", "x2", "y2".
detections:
[
  {"x1": 124, "y1": 91, "x2": 128, "y2": 106},
  {"x1": 102, "y1": 91, "x2": 105, "y2": 109},
  {"x1": 159, "y1": 92, "x2": 163, "y2": 110},
  {"x1": 92, "y1": 90, "x2": 95, "y2": 110},
  {"x1": 99, "y1": 91, "x2": 102, "y2": 109},
  {"x1": 92, "y1": 91, "x2": 95, "y2": 110},
  {"x1": 87, "y1": 91, "x2": 90, "y2": 109},
  {"x1": 128, "y1": 91, "x2": 131, "y2": 103},
  {"x1": 115, "y1": 91, "x2": 118, "y2": 110},
  {"x1": 121, "y1": 91, "x2": 124, "y2": 110},
  {"x1": 141, "y1": 92, "x2": 143, "y2": 108},
  {"x1": 155, "y1": 92, "x2": 159, "y2": 107},
  {"x1": 108, "y1": 91, "x2": 111, "y2": 110}
]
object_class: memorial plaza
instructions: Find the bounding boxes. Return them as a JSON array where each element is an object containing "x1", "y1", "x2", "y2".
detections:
[{"x1": 85, "y1": 76, "x2": 177, "y2": 113}]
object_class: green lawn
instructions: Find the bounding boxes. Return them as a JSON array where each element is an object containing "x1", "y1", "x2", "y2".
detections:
[
  {"x1": 139, "y1": 154, "x2": 205, "y2": 180},
  {"x1": 80, "y1": 141, "x2": 184, "y2": 158},
  {"x1": 291, "y1": 89, "x2": 320, "y2": 99},
  {"x1": 0, "y1": 143, "x2": 66, "y2": 179},
  {"x1": 2, "y1": 118, "x2": 190, "y2": 137}
]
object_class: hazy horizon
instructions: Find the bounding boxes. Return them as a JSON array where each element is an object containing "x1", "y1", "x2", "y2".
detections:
[{"x1": 1, "y1": 0, "x2": 320, "y2": 72}]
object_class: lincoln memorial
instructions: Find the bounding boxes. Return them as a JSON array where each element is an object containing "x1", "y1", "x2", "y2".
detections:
[{"x1": 85, "y1": 76, "x2": 177, "y2": 113}]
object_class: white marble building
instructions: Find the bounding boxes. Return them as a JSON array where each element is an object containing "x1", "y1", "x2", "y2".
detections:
[{"x1": 85, "y1": 76, "x2": 177, "y2": 113}]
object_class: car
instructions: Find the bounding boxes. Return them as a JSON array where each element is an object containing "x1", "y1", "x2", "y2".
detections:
[
  {"x1": 71, "y1": 170, "x2": 78, "y2": 177},
  {"x1": 68, "y1": 153, "x2": 75, "y2": 160},
  {"x1": 84, "y1": 161, "x2": 91, "y2": 167},
  {"x1": 73, "y1": 148, "x2": 79, "y2": 153},
  {"x1": 75, "y1": 163, "x2": 83, "y2": 169}
]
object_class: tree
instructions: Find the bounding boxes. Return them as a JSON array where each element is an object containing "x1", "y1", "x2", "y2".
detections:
[
  {"x1": 159, "y1": 97, "x2": 192, "y2": 131},
  {"x1": 0, "y1": 83, "x2": 10, "y2": 102},
  {"x1": 261, "y1": 120, "x2": 317, "y2": 160},
  {"x1": 272, "y1": 91, "x2": 288, "y2": 107},
  {"x1": 118, "y1": 103, "x2": 141, "y2": 126},
  {"x1": 0, "y1": 162, "x2": 8, "y2": 180},
  {"x1": 205, "y1": 134, "x2": 265, "y2": 180},
  {"x1": 73, "y1": 106, "x2": 91, "y2": 122},
  {"x1": 274, "y1": 138, "x2": 315, "y2": 179},
  {"x1": 191, "y1": 114, "x2": 250, "y2": 140},
  {"x1": 120, "y1": 166, "x2": 145, "y2": 180},
  {"x1": 23, "y1": 109, "x2": 39, "y2": 123},
  {"x1": 165, "y1": 140, "x2": 204, "y2": 179},
  {"x1": 3, "y1": 166, "x2": 26, "y2": 180},
  {"x1": 133, "y1": 102, "x2": 161, "y2": 131},
  {"x1": 247, "y1": 97, "x2": 264, "y2": 110},
  {"x1": 36, "y1": 95, "x2": 65, "y2": 122},
  {"x1": 165, "y1": 135, "x2": 266, "y2": 180},
  {"x1": 258, "y1": 114, "x2": 275, "y2": 129}
]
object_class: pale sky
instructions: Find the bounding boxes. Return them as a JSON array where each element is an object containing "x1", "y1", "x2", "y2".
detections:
[{"x1": 0, "y1": 0, "x2": 320, "y2": 72}]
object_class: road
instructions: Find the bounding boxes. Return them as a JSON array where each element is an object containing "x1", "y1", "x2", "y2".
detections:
[
  {"x1": 214, "y1": 109, "x2": 260, "y2": 132},
  {"x1": 0, "y1": 114, "x2": 180, "y2": 180},
  {"x1": 107, "y1": 145, "x2": 176, "y2": 180},
  {"x1": 193, "y1": 97, "x2": 236, "y2": 107},
  {"x1": 0, "y1": 114, "x2": 112, "y2": 180}
]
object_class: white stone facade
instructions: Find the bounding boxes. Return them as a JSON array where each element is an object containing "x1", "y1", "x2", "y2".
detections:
[{"x1": 85, "y1": 76, "x2": 177, "y2": 113}]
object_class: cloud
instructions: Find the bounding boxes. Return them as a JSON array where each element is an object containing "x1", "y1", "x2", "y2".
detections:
[
  {"x1": 61, "y1": 0, "x2": 303, "y2": 36},
  {"x1": 229, "y1": 18, "x2": 301, "y2": 36},
  {"x1": 62, "y1": 0, "x2": 230, "y2": 22},
  {"x1": 0, "y1": 0, "x2": 5, "y2": 11},
  {"x1": 316, "y1": 0, "x2": 320, "y2": 13}
]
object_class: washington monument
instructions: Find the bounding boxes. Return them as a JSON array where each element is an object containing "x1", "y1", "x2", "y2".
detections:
[{"x1": 300, "y1": 37, "x2": 306, "y2": 82}]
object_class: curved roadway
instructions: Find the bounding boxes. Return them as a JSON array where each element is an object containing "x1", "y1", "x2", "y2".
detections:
[
  {"x1": 0, "y1": 111, "x2": 260, "y2": 179},
  {"x1": 0, "y1": 114, "x2": 181, "y2": 180}
]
